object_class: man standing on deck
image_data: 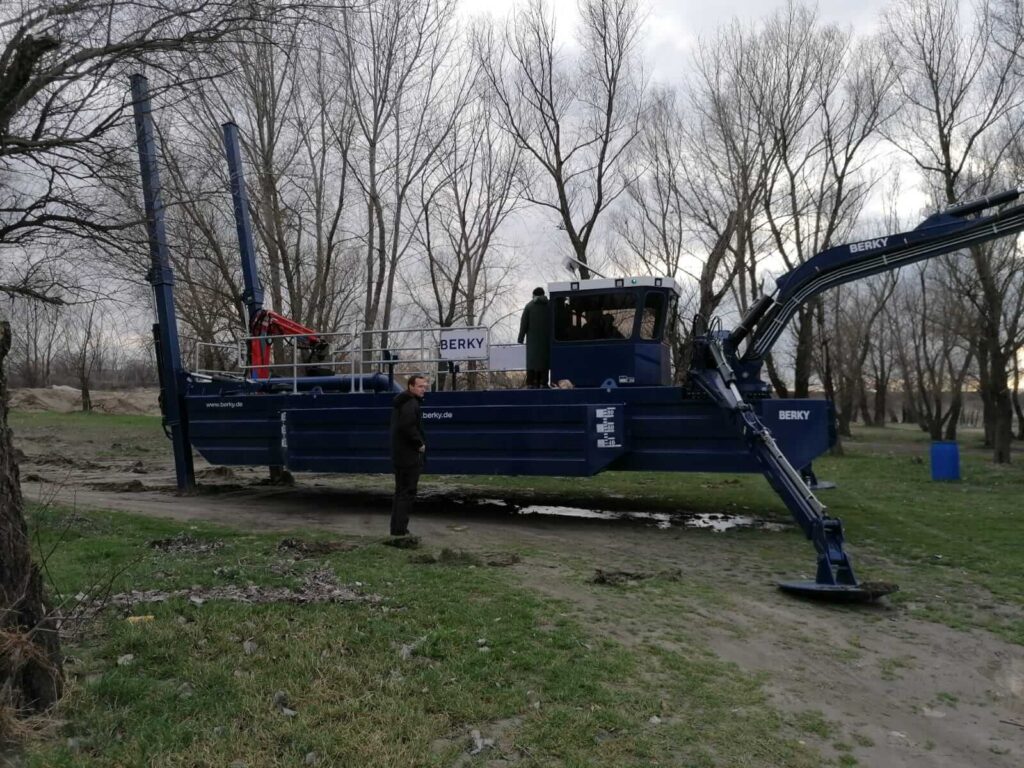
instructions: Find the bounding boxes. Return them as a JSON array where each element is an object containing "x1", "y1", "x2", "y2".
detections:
[
  {"x1": 390, "y1": 374, "x2": 428, "y2": 536},
  {"x1": 518, "y1": 286, "x2": 551, "y2": 388}
]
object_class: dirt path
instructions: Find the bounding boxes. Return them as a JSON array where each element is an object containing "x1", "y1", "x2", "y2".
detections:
[{"x1": 17, "y1": 434, "x2": 1024, "y2": 767}]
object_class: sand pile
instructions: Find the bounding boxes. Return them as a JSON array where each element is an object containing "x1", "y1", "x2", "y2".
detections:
[{"x1": 9, "y1": 387, "x2": 160, "y2": 416}]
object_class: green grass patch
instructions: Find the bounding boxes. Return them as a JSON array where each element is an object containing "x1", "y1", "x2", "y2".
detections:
[{"x1": 22, "y1": 504, "x2": 826, "y2": 767}]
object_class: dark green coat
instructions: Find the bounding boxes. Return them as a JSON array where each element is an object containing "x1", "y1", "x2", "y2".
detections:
[{"x1": 517, "y1": 295, "x2": 551, "y2": 370}]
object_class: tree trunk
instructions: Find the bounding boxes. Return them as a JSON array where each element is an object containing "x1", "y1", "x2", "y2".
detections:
[
  {"x1": 857, "y1": 380, "x2": 871, "y2": 426},
  {"x1": 901, "y1": 388, "x2": 918, "y2": 424},
  {"x1": 764, "y1": 353, "x2": 789, "y2": 398},
  {"x1": 977, "y1": 342, "x2": 994, "y2": 449},
  {"x1": 980, "y1": 339, "x2": 1013, "y2": 463},
  {"x1": 835, "y1": 373, "x2": 854, "y2": 438},
  {"x1": 872, "y1": 380, "x2": 888, "y2": 427},
  {"x1": 0, "y1": 321, "x2": 63, "y2": 716},
  {"x1": 1013, "y1": 365, "x2": 1024, "y2": 440},
  {"x1": 79, "y1": 365, "x2": 92, "y2": 413},
  {"x1": 792, "y1": 304, "x2": 815, "y2": 398},
  {"x1": 992, "y1": 374, "x2": 1014, "y2": 463},
  {"x1": 943, "y1": 391, "x2": 961, "y2": 441},
  {"x1": 836, "y1": 402, "x2": 853, "y2": 438}
]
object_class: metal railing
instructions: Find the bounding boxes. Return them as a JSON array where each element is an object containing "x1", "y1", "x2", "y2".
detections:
[{"x1": 192, "y1": 325, "x2": 526, "y2": 393}]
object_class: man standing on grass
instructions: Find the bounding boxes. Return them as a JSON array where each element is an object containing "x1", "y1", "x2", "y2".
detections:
[{"x1": 390, "y1": 374, "x2": 428, "y2": 536}]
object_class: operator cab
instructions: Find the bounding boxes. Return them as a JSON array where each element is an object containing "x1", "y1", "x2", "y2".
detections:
[{"x1": 548, "y1": 277, "x2": 679, "y2": 387}]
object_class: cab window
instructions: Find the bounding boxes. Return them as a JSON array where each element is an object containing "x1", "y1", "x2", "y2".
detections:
[
  {"x1": 554, "y1": 293, "x2": 636, "y2": 341},
  {"x1": 639, "y1": 291, "x2": 666, "y2": 340}
]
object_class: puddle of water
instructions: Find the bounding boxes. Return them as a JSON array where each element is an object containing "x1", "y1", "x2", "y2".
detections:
[
  {"x1": 517, "y1": 504, "x2": 674, "y2": 528},
  {"x1": 448, "y1": 497, "x2": 787, "y2": 531},
  {"x1": 685, "y1": 513, "x2": 787, "y2": 532},
  {"x1": 504, "y1": 504, "x2": 784, "y2": 531}
]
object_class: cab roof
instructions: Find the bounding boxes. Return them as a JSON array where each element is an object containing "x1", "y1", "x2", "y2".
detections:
[{"x1": 548, "y1": 276, "x2": 680, "y2": 294}]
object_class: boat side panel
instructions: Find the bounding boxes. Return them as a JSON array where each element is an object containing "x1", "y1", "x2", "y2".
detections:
[{"x1": 184, "y1": 384, "x2": 832, "y2": 475}]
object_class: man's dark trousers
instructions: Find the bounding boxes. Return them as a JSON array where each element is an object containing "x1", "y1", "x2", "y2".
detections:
[{"x1": 391, "y1": 457, "x2": 422, "y2": 535}]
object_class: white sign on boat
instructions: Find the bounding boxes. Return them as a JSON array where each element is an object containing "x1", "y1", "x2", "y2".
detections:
[{"x1": 438, "y1": 327, "x2": 489, "y2": 360}]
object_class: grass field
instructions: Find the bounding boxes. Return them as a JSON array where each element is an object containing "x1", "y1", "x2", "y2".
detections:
[
  {"x1": 18, "y1": 508, "x2": 827, "y2": 768},
  {"x1": 7, "y1": 412, "x2": 1024, "y2": 766}
]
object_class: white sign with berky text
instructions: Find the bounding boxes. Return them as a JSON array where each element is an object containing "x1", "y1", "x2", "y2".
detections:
[{"x1": 438, "y1": 327, "x2": 489, "y2": 361}]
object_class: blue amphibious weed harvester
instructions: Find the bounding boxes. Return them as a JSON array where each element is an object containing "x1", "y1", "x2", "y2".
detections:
[{"x1": 131, "y1": 75, "x2": 1024, "y2": 602}]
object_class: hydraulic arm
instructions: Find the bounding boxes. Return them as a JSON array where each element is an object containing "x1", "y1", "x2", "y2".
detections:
[
  {"x1": 222, "y1": 121, "x2": 327, "y2": 380},
  {"x1": 692, "y1": 188, "x2": 1024, "y2": 599},
  {"x1": 248, "y1": 309, "x2": 328, "y2": 380},
  {"x1": 732, "y1": 188, "x2": 1024, "y2": 366},
  {"x1": 690, "y1": 333, "x2": 863, "y2": 597}
]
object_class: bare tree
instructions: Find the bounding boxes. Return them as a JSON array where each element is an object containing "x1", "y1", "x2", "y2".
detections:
[
  {"x1": 1013, "y1": 357, "x2": 1024, "y2": 439},
  {"x1": 410, "y1": 91, "x2": 522, "y2": 332},
  {"x1": 814, "y1": 275, "x2": 896, "y2": 438},
  {"x1": 868, "y1": 296, "x2": 899, "y2": 426},
  {"x1": 475, "y1": 0, "x2": 646, "y2": 277},
  {"x1": 339, "y1": 0, "x2": 467, "y2": 337},
  {"x1": 610, "y1": 82, "x2": 743, "y2": 379},
  {"x1": 61, "y1": 299, "x2": 107, "y2": 411},
  {"x1": 686, "y1": 21, "x2": 775, "y2": 332},
  {"x1": 0, "y1": 0, "x2": 286, "y2": 719},
  {"x1": 160, "y1": 13, "x2": 363, "y2": 349},
  {"x1": 0, "y1": 0, "x2": 268, "y2": 250},
  {"x1": 891, "y1": 262, "x2": 978, "y2": 440},
  {"x1": 748, "y1": 3, "x2": 895, "y2": 397},
  {"x1": 884, "y1": 0, "x2": 1024, "y2": 461},
  {"x1": 6, "y1": 298, "x2": 63, "y2": 387}
]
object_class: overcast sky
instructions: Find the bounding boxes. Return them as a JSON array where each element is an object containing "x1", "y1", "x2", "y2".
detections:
[
  {"x1": 643, "y1": 0, "x2": 894, "y2": 82},
  {"x1": 462, "y1": 0, "x2": 897, "y2": 86}
]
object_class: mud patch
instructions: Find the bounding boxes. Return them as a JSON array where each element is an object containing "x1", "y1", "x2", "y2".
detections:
[
  {"x1": 591, "y1": 568, "x2": 682, "y2": 586},
  {"x1": 276, "y1": 537, "x2": 360, "y2": 557},
  {"x1": 196, "y1": 466, "x2": 237, "y2": 481},
  {"x1": 34, "y1": 455, "x2": 103, "y2": 470},
  {"x1": 191, "y1": 483, "x2": 250, "y2": 495},
  {"x1": 482, "y1": 551, "x2": 521, "y2": 567},
  {"x1": 10, "y1": 387, "x2": 159, "y2": 415},
  {"x1": 88, "y1": 480, "x2": 147, "y2": 493},
  {"x1": 410, "y1": 549, "x2": 522, "y2": 568},
  {"x1": 109, "y1": 442, "x2": 155, "y2": 454},
  {"x1": 148, "y1": 532, "x2": 225, "y2": 554},
  {"x1": 451, "y1": 717, "x2": 525, "y2": 766},
  {"x1": 63, "y1": 568, "x2": 381, "y2": 634}
]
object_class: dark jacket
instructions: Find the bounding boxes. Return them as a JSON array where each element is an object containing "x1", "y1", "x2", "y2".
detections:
[
  {"x1": 517, "y1": 295, "x2": 551, "y2": 370},
  {"x1": 390, "y1": 391, "x2": 425, "y2": 467}
]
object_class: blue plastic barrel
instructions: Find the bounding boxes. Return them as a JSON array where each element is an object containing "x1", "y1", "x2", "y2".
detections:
[{"x1": 930, "y1": 441, "x2": 960, "y2": 481}]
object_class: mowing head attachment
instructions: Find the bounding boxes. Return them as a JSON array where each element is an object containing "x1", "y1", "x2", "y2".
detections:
[{"x1": 777, "y1": 581, "x2": 900, "y2": 603}]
